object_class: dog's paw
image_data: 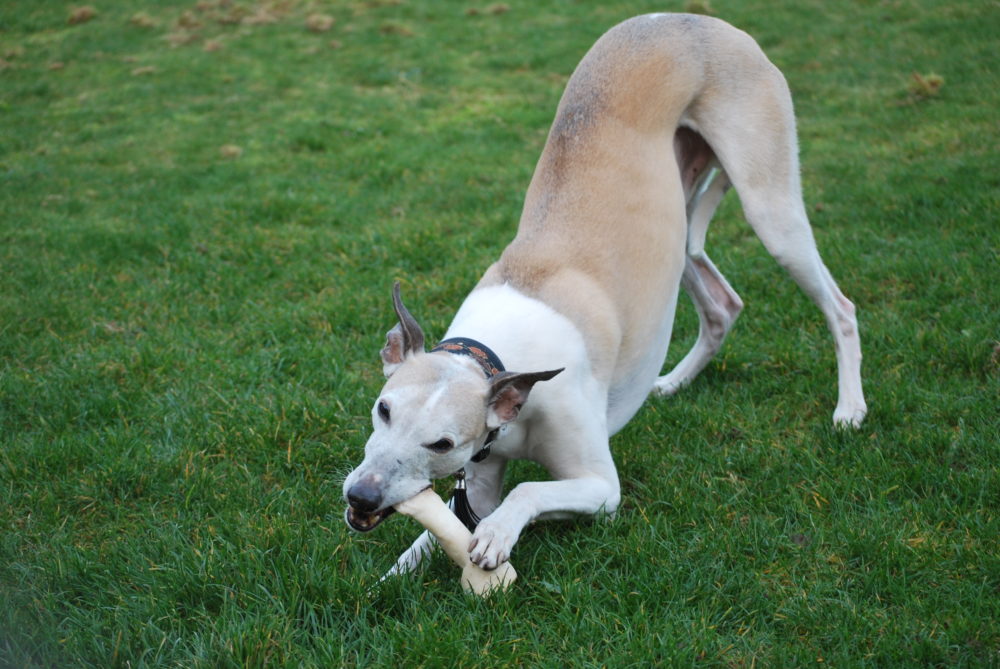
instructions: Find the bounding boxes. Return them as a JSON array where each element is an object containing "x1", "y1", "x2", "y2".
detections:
[
  {"x1": 468, "y1": 521, "x2": 514, "y2": 571},
  {"x1": 833, "y1": 401, "x2": 867, "y2": 429},
  {"x1": 651, "y1": 374, "x2": 685, "y2": 397}
]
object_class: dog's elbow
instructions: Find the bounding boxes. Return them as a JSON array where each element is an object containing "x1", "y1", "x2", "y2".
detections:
[{"x1": 601, "y1": 487, "x2": 621, "y2": 518}]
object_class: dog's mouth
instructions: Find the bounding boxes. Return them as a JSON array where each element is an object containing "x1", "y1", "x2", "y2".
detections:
[{"x1": 344, "y1": 505, "x2": 396, "y2": 532}]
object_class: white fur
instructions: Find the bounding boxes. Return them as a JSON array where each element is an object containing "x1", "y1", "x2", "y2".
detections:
[{"x1": 346, "y1": 12, "x2": 867, "y2": 577}]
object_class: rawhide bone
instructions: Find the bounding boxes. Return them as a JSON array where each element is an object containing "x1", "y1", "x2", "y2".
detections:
[{"x1": 393, "y1": 487, "x2": 516, "y2": 596}]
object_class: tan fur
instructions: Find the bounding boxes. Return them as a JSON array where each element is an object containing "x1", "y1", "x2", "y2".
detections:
[{"x1": 478, "y1": 15, "x2": 783, "y2": 388}]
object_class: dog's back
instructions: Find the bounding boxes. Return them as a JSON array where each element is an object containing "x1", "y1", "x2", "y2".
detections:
[{"x1": 478, "y1": 14, "x2": 783, "y2": 403}]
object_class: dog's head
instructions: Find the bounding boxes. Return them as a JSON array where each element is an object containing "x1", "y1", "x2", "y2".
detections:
[{"x1": 343, "y1": 283, "x2": 561, "y2": 532}]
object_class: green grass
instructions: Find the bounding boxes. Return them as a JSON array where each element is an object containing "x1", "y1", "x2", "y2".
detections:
[{"x1": 1, "y1": 0, "x2": 997, "y2": 665}]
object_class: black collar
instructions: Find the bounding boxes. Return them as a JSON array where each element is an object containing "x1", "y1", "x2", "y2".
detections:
[{"x1": 431, "y1": 337, "x2": 504, "y2": 464}]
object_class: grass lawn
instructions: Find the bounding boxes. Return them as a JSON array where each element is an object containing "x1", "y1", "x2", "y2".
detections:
[{"x1": 1, "y1": 0, "x2": 998, "y2": 666}]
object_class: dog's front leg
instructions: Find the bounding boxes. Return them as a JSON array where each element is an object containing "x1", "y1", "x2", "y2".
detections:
[
  {"x1": 469, "y1": 475, "x2": 620, "y2": 570},
  {"x1": 383, "y1": 457, "x2": 508, "y2": 579}
]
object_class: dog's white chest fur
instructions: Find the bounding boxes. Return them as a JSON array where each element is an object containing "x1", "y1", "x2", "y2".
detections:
[{"x1": 446, "y1": 283, "x2": 677, "y2": 438}]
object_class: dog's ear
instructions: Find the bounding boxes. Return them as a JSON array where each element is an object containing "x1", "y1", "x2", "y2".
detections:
[
  {"x1": 486, "y1": 368, "x2": 563, "y2": 429},
  {"x1": 380, "y1": 281, "x2": 426, "y2": 377}
]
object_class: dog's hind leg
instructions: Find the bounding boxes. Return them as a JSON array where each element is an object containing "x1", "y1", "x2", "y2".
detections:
[
  {"x1": 738, "y1": 192, "x2": 866, "y2": 427},
  {"x1": 654, "y1": 166, "x2": 744, "y2": 396},
  {"x1": 693, "y1": 59, "x2": 866, "y2": 427}
]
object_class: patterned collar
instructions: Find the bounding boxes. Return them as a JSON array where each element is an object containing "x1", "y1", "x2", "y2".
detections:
[{"x1": 430, "y1": 337, "x2": 505, "y2": 378}]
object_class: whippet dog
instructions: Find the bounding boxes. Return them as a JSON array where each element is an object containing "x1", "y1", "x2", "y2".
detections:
[{"x1": 343, "y1": 13, "x2": 866, "y2": 574}]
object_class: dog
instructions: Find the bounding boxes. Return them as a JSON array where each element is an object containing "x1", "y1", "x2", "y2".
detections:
[{"x1": 343, "y1": 13, "x2": 867, "y2": 575}]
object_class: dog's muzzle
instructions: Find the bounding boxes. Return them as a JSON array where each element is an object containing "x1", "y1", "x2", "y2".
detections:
[
  {"x1": 344, "y1": 505, "x2": 395, "y2": 532},
  {"x1": 345, "y1": 478, "x2": 397, "y2": 532}
]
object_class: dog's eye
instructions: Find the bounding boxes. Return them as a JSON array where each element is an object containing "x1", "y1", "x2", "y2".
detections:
[
  {"x1": 377, "y1": 400, "x2": 390, "y2": 423},
  {"x1": 424, "y1": 438, "x2": 454, "y2": 454}
]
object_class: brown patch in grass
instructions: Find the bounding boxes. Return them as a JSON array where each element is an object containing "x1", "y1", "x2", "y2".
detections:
[
  {"x1": 0, "y1": 48, "x2": 23, "y2": 71},
  {"x1": 306, "y1": 14, "x2": 335, "y2": 32},
  {"x1": 684, "y1": 0, "x2": 715, "y2": 14},
  {"x1": 899, "y1": 72, "x2": 945, "y2": 106},
  {"x1": 216, "y1": 5, "x2": 248, "y2": 25},
  {"x1": 177, "y1": 11, "x2": 202, "y2": 29},
  {"x1": 909, "y1": 72, "x2": 944, "y2": 97},
  {"x1": 131, "y1": 65, "x2": 157, "y2": 76},
  {"x1": 48, "y1": 62, "x2": 66, "y2": 71},
  {"x1": 165, "y1": 31, "x2": 200, "y2": 47},
  {"x1": 467, "y1": 4, "x2": 509, "y2": 15},
  {"x1": 183, "y1": 2, "x2": 294, "y2": 29},
  {"x1": 130, "y1": 12, "x2": 158, "y2": 28},
  {"x1": 219, "y1": 144, "x2": 243, "y2": 159},
  {"x1": 98, "y1": 360, "x2": 128, "y2": 379},
  {"x1": 203, "y1": 39, "x2": 223, "y2": 52},
  {"x1": 68, "y1": 6, "x2": 97, "y2": 25},
  {"x1": 99, "y1": 321, "x2": 127, "y2": 335},
  {"x1": 379, "y1": 22, "x2": 413, "y2": 36},
  {"x1": 243, "y1": 7, "x2": 279, "y2": 25}
]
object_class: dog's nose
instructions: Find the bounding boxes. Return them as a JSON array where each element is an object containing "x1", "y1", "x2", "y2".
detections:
[{"x1": 347, "y1": 480, "x2": 383, "y2": 513}]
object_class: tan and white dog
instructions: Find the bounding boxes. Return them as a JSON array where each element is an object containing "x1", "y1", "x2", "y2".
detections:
[{"x1": 343, "y1": 13, "x2": 866, "y2": 573}]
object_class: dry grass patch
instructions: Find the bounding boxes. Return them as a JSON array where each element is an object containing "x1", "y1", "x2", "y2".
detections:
[{"x1": 68, "y1": 6, "x2": 98, "y2": 25}]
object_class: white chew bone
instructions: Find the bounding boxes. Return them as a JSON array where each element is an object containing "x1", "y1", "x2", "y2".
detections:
[{"x1": 394, "y1": 487, "x2": 517, "y2": 596}]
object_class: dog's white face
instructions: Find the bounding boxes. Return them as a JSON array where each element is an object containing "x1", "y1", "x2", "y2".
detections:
[
  {"x1": 342, "y1": 284, "x2": 561, "y2": 533},
  {"x1": 342, "y1": 352, "x2": 492, "y2": 532}
]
